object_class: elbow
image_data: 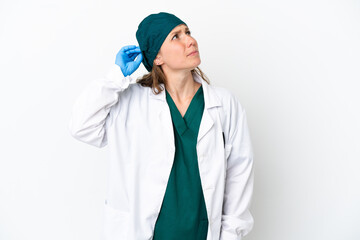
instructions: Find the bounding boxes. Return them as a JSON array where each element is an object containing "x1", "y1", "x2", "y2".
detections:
[{"x1": 68, "y1": 118, "x2": 107, "y2": 148}]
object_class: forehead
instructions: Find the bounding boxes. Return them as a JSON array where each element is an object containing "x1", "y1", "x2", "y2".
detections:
[{"x1": 170, "y1": 24, "x2": 189, "y2": 32}]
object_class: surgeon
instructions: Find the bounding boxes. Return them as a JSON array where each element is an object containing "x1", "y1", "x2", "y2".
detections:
[{"x1": 69, "y1": 12, "x2": 254, "y2": 240}]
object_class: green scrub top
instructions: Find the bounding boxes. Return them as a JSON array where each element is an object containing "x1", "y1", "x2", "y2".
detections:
[{"x1": 153, "y1": 84, "x2": 208, "y2": 240}]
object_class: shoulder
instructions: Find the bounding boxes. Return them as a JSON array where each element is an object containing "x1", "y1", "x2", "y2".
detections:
[
  {"x1": 210, "y1": 84, "x2": 245, "y2": 113},
  {"x1": 118, "y1": 81, "x2": 147, "y2": 99}
]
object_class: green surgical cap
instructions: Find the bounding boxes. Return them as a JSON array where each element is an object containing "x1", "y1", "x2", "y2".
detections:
[{"x1": 136, "y1": 12, "x2": 187, "y2": 72}]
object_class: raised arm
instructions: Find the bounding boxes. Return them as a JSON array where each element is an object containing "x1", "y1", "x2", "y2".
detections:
[{"x1": 68, "y1": 45, "x2": 143, "y2": 148}]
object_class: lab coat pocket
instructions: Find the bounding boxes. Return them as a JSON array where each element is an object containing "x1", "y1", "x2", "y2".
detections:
[
  {"x1": 103, "y1": 200, "x2": 130, "y2": 240},
  {"x1": 224, "y1": 144, "x2": 232, "y2": 177},
  {"x1": 224, "y1": 144, "x2": 232, "y2": 160}
]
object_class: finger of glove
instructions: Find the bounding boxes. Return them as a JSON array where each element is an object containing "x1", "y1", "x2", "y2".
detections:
[
  {"x1": 121, "y1": 51, "x2": 135, "y2": 61},
  {"x1": 122, "y1": 45, "x2": 137, "y2": 52},
  {"x1": 125, "y1": 49, "x2": 141, "y2": 56},
  {"x1": 134, "y1": 53, "x2": 143, "y2": 65},
  {"x1": 116, "y1": 50, "x2": 129, "y2": 65},
  {"x1": 127, "y1": 55, "x2": 142, "y2": 75},
  {"x1": 129, "y1": 52, "x2": 141, "y2": 60},
  {"x1": 124, "y1": 49, "x2": 140, "y2": 60},
  {"x1": 128, "y1": 52, "x2": 138, "y2": 59},
  {"x1": 119, "y1": 46, "x2": 137, "y2": 60}
]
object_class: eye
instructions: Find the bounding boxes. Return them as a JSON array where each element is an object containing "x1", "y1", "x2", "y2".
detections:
[{"x1": 172, "y1": 30, "x2": 192, "y2": 40}]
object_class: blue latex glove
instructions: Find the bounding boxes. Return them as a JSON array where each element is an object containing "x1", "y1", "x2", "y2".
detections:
[{"x1": 115, "y1": 45, "x2": 143, "y2": 77}]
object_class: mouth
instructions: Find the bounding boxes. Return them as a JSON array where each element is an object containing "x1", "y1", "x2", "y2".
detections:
[{"x1": 188, "y1": 50, "x2": 199, "y2": 56}]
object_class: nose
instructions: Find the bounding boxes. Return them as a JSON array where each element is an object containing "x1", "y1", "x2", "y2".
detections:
[{"x1": 186, "y1": 35, "x2": 196, "y2": 48}]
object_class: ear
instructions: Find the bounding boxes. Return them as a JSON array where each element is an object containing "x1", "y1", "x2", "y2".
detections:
[{"x1": 154, "y1": 54, "x2": 163, "y2": 66}]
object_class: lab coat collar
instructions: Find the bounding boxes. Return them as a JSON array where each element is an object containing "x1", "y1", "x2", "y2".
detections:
[{"x1": 149, "y1": 71, "x2": 222, "y2": 109}]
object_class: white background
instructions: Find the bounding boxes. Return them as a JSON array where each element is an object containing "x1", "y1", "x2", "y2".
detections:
[{"x1": 0, "y1": 0, "x2": 359, "y2": 239}]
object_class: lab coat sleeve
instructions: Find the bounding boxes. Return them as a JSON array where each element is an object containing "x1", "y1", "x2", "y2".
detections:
[
  {"x1": 68, "y1": 64, "x2": 136, "y2": 148},
  {"x1": 220, "y1": 96, "x2": 255, "y2": 240}
]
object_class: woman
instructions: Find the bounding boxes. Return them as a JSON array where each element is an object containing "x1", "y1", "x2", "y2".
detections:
[{"x1": 69, "y1": 12, "x2": 254, "y2": 240}]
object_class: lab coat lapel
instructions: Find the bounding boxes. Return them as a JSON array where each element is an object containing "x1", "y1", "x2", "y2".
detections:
[
  {"x1": 193, "y1": 74, "x2": 221, "y2": 142},
  {"x1": 148, "y1": 71, "x2": 222, "y2": 145},
  {"x1": 149, "y1": 87, "x2": 176, "y2": 152},
  {"x1": 194, "y1": 72, "x2": 222, "y2": 142}
]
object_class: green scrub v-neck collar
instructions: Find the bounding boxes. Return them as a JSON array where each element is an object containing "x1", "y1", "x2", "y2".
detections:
[{"x1": 165, "y1": 85, "x2": 203, "y2": 136}]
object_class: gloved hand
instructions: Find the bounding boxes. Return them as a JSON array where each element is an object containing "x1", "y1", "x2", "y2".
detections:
[{"x1": 115, "y1": 45, "x2": 143, "y2": 77}]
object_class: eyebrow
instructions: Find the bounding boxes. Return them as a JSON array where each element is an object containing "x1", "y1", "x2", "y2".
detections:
[{"x1": 171, "y1": 27, "x2": 190, "y2": 36}]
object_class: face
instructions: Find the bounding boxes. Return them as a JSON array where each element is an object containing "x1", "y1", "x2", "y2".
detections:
[{"x1": 154, "y1": 24, "x2": 201, "y2": 72}]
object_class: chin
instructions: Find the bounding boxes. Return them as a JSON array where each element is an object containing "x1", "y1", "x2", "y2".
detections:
[
  {"x1": 188, "y1": 63, "x2": 200, "y2": 71},
  {"x1": 193, "y1": 59, "x2": 201, "y2": 69}
]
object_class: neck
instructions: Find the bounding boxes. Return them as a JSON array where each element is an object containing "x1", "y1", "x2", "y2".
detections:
[{"x1": 164, "y1": 70, "x2": 200, "y2": 103}]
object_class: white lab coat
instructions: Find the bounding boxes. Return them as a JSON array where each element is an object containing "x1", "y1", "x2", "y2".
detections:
[{"x1": 68, "y1": 65, "x2": 254, "y2": 240}]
